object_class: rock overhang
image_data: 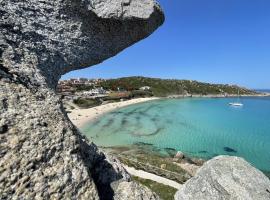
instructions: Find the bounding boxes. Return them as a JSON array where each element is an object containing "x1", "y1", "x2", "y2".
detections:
[{"x1": 0, "y1": 0, "x2": 164, "y2": 89}]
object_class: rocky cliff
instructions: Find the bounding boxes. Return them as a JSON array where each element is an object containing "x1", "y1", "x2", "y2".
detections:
[
  {"x1": 175, "y1": 156, "x2": 270, "y2": 200},
  {"x1": 0, "y1": 0, "x2": 164, "y2": 199}
]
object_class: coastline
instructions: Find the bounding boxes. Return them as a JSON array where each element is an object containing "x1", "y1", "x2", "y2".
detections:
[
  {"x1": 67, "y1": 94, "x2": 270, "y2": 178},
  {"x1": 68, "y1": 97, "x2": 159, "y2": 128},
  {"x1": 167, "y1": 93, "x2": 270, "y2": 98},
  {"x1": 68, "y1": 94, "x2": 269, "y2": 128}
]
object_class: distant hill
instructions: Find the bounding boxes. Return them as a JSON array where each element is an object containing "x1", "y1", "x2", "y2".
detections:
[{"x1": 99, "y1": 76, "x2": 256, "y2": 97}]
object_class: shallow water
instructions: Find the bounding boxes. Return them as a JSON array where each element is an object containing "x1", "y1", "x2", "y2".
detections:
[{"x1": 81, "y1": 97, "x2": 270, "y2": 171}]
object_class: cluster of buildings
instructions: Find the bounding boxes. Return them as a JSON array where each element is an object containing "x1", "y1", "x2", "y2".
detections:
[
  {"x1": 57, "y1": 78, "x2": 108, "y2": 99},
  {"x1": 58, "y1": 78, "x2": 104, "y2": 87},
  {"x1": 57, "y1": 78, "x2": 152, "y2": 101},
  {"x1": 80, "y1": 88, "x2": 108, "y2": 96}
]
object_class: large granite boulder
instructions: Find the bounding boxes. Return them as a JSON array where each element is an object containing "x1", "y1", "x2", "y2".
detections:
[
  {"x1": 0, "y1": 0, "x2": 164, "y2": 199},
  {"x1": 175, "y1": 156, "x2": 270, "y2": 200},
  {"x1": 0, "y1": 0, "x2": 164, "y2": 88}
]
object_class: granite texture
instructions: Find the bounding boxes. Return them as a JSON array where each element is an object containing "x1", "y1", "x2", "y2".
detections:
[
  {"x1": 175, "y1": 156, "x2": 270, "y2": 200},
  {"x1": 0, "y1": 0, "x2": 164, "y2": 199}
]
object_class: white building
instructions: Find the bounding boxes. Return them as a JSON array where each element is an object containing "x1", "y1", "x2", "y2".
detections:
[
  {"x1": 83, "y1": 87, "x2": 107, "y2": 96},
  {"x1": 139, "y1": 86, "x2": 151, "y2": 91}
]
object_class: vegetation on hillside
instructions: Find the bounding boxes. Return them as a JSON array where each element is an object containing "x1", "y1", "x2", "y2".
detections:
[
  {"x1": 75, "y1": 85, "x2": 94, "y2": 91},
  {"x1": 103, "y1": 90, "x2": 153, "y2": 101},
  {"x1": 73, "y1": 98, "x2": 102, "y2": 108},
  {"x1": 132, "y1": 176, "x2": 177, "y2": 200},
  {"x1": 99, "y1": 76, "x2": 256, "y2": 97}
]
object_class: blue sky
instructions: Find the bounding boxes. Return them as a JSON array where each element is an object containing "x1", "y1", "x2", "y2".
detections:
[{"x1": 62, "y1": 0, "x2": 270, "y2": 89}]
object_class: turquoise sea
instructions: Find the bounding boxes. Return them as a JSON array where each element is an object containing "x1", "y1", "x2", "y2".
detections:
[{"x1": 81, "y1": 97, "x2": 270, "y2": 172}]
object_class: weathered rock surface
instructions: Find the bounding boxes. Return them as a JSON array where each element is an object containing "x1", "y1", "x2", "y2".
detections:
[
  {"x1": 0, "y1": 0, "x2": 164, "y2": 88},
  {"x1": 0, "y1": 0, "x2": 164, "y2": 199},
  {"x1": 113, "y1": 181, "x2": 160, "y2": 200},
  {"x1": 175, "y1": 156, "x2": 270, "y2": 200}
]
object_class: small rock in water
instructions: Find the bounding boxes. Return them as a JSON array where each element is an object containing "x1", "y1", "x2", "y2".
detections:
[
  {"x1": 224, "y1": 147, "x2": 237, "y2": 153},
  {"x1": 175, "y1": 151, "x2": 185, "y2": 159}
]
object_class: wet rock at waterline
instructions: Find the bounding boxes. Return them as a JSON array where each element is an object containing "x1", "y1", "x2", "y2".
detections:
[
  {"x1": 0, "y1": 0, "x2": 164, "y2": 199},
  {"x1": 175, "y1": 156, "x2": 270, "y2": 200},
  {"x1": 175, "y1": 151, "x2": 185, "y2": 159}
]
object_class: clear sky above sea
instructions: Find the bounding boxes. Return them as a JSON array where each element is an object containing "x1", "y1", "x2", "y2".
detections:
[{"x1": 62, "y1": 0, "x2": 270, "y2": 89}]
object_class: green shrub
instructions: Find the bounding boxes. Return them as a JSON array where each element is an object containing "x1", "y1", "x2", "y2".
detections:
[
  {"x1": 73, "y1": 98, "x2": 101, "y2": 108},
  {"x1": 131, "y1": 90, "x2": 153, "y2": 98},
  {"x1": 132, "y1": 176, "x2": 177, "y2": 200}
]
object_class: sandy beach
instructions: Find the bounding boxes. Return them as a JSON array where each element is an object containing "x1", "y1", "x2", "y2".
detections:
[
  {"x1": 68, "y1": 97, "x2": 159, "y2": 128},
  {"x1": 123, "y1": 165, "x2": 182, "y2": 189}
]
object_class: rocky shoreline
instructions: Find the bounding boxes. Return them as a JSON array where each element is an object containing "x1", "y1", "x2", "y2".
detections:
[
  {"x1": 101, "y1": 144, "x2": 205, "y2": 183},
  {"x1": 99, "y1": 144, "x2": 270, "y2": 199}
]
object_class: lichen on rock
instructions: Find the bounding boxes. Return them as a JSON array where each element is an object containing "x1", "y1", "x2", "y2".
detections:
[{"x1": 0, "y1": 0, "x2": 164, "y2": 199}]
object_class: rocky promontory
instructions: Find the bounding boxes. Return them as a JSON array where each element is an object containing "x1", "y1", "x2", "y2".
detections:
[{"x1": 0, "y1": 0, "x2": 164, "y2": 199}]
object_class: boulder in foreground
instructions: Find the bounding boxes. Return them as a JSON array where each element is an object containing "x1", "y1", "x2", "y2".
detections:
[{"x1": 175, "y1": 156, "x2": 270, "y2": 200}]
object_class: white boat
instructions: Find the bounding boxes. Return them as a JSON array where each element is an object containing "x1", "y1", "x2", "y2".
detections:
[
  {"x1": 229, "y1": 90, "x2": 243, "y2": 107},
  {"x1": 229, "y1": 102, "x2": 243, "y2": 106}
]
